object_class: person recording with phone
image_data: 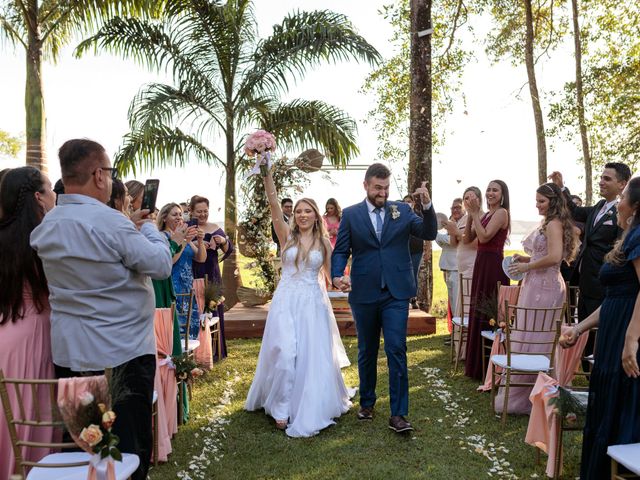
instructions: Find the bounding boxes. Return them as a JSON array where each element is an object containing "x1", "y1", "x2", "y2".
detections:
[
  {"x1": 30, "y1": 139, "x2": 172, "y2": 480},
  {"x1": 157, "y1": 203, "x2": 206, "y2": 341}
]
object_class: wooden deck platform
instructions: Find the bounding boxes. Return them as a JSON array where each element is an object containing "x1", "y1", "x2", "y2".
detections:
[{"x1": 225, "y1": 303, "x2": 436, "y2": 339}]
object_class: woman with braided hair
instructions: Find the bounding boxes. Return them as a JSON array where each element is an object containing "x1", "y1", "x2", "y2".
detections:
[
  {"x1": 0, "y1": 166, "x2": 57, "y2": 478},
  {"x1": 495, "y1": 182, "x2": 578, "y2": 414}
]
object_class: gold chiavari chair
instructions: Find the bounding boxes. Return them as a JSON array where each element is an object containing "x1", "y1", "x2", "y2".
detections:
[
  {"x1": 608, "y1": 443, "x2": 640, "y2": 479},
  {"x1": 451, "y1": 274, "x2": 472, "y2": 372},
  {"x1": 174, "y1": 290, "x2": 200, "y2": 356},
  {"x1": 0, "y1": 369, "x2": 139, "y2": 479},
  {"x1": 204, "y1": 275, "x2": 223, "y2": 362},
  {"x1": 490, "y1": 302, "x2": 565, "y2": 424}
]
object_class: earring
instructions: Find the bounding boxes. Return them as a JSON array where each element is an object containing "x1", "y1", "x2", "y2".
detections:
[
  {"x1": 627, "y1": 217, "x2": 633, "y2": 225},
  {"x1": 500, "y1": 197, "x2": 504, "y2": 206}
]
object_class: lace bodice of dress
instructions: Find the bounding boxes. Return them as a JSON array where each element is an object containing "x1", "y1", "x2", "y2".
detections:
[
  {"x1": 523, "y1": 228, "x2": 560, "y2": 273},
  {"x1": 280, "y1": 246, "x2": 324, "y2": 287}
]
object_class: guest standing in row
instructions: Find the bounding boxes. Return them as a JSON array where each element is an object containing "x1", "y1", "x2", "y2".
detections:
[
  {"x1": 436, "y1": 211, "x2": 459, "y2": 322},
  {"x1": 31, "y1": 139, "x2": 172, "y2": 480},
  {"x1": 107, "y1": 178, "x2": 131, "y2": 216},
  {"x1": 157, "y1": 203, "x2": 206, "y2": 340},
  {"x1": 0, "y1": 167, "x2": 57, "y2": 479},
  {"x1": 464, "y1": 180, "x2": 510, "y2": 380},
  {"x1": 497, "y1": 183, "x2": 577, "y2": 413},
  {"x1": 561, "y1": 176, "x2": 640, "y2": 480},
  {"x1": 323, "y1": 198, "x2": 342, "y2": 249},
  {"x1": 190, "y1": 195, "x2": 233, "y2": 359},
  {"x1": 456, "y1": 187, "x2": 482, "y2": 285}
]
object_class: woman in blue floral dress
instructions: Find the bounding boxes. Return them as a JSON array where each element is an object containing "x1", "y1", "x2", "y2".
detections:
[{"x1": 157, "y1": 203, "x2": 206, "y2": 339}]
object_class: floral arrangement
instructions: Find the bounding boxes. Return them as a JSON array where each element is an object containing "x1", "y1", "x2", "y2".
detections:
[
  {"x1": 477, "y1": 293, "x2": 508, "y2": 332},
  {"x1": 200, "y1": 281, "x2": 225, "y2": 329},
  {"x1": 173, "y1": 353, "x2": 204, "y2": 382},
  {"x1": 57, "y1": 373, "x2": 126, "y2": 468},
  {"x1": 244, "y1": 130, "x2": 276, "y2": 177},
  {"x1": 390, "y1": 204, "x2": 400, "y2": 220},
  {"x1": 548, "y1": 386, "x2": 587, "y2": 425}
]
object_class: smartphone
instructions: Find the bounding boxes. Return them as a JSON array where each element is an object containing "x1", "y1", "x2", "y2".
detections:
[
  {"x1": 140, "y1": 179, "x2": 160, "y2": 212},
  {"x1": 187, "y1": 219, "x2": 199, "y2": 228}
]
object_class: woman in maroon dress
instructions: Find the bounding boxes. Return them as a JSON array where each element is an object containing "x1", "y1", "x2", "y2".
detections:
[
  {"x1": 190, "y1": 195, "x2": 233, "y2": 359},
  {"x1": 464, "y1": 180, "x2": 511, "y2": 380}
]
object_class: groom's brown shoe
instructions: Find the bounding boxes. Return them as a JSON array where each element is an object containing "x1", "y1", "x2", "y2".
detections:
[
  {"x1": 357, "y1": 406, "x2": 374, "y2": 420},
  {"x1": 389, "y1": 416, "x2": 414, "y2": 433}
]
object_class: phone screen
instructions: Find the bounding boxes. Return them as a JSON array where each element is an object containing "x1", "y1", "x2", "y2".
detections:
[
  {"x1": 141, "y1": 179, "x2": 160, "y2": 212},
  {"x1": 187, "y1": 219, "x2": 199, "y2": 227}
]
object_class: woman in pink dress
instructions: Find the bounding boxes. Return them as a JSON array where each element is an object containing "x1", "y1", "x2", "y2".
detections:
[
  {"x1": 496, "y1": 182, "x2": 578, "y2": 413},
  {"x1": 0, "y1": 167, "x2": 57, "y2": 478},
  {"x1": 323, "y1": 198, "x2": 342, "y2": 249},
  {"x1": 464, "y1": 180, "x2": 511, "y2": 380}
]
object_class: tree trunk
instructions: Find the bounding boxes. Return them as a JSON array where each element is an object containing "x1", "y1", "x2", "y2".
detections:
[
  {"x1": 25, "y1": 0, "x2": 47, "y2": 173},
  {"x1": 523, "y1": 0, "x2": 547, "y2": 185},
  {"x1": 222, "y1": 130, "x2": 242, "y2": 309},
  {"x1": 409, "y1": 0, "x2": 433, "y2": 312},
  {"x1": 571, "y1": 0, "x2": 593, "y2": 205}
]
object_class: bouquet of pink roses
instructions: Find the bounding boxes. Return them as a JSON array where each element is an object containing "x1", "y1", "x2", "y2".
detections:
[{"x1": 244, "y1": 130, "x2": 276, "y2": 177}]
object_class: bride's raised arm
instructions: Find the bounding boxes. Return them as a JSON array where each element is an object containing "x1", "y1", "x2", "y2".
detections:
[{"x1": 263, "y1": 170, "x2": 290, "y2": 248}]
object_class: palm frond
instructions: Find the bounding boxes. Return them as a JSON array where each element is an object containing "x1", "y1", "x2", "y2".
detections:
[
  {"x1": 239, "y1": 9, "x2": 381, "y2": 100},
  {"x1": 39, "y1": 0, "x2": 163, "y2": 62},
  {"x1": 114, "y1": 126, "x2": 223, "y2": 176},
  {"x1": 0, "y1": 3, "x2": 27, "y2": 49},
  {"x1": 254, "y1": 99, "x2": 359, "y2": 168},
  {"x1": 128, "y1": 81, "x2": 226, "y2": 138}
]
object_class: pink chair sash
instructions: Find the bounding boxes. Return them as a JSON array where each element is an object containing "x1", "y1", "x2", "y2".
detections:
[
  {"x1": 554, "y1": 325, "x2": 589, "y2": 386},
  {"x1": 153, "y1": 362, "x2": 172, "y2": 462},
  {"x1": 525, "y1": 372, "x2": 561, "y2": 478},
  {"x1": 478, "y1": 332, "x2": 504, "y2": 392},
  {"x1": 154, "y1": 309, "x2": 178, "y2": 438},
  {"x1": 192, "y1": 279, "x2": 213, "y2": 370},
  {"x1": 57, "y1": 376, "x2": 115, "y2": 480}
]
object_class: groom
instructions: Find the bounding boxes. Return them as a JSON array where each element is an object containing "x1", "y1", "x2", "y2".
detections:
[{"x1": 331, "y1": 163, "x2": 437, "y2": 433}]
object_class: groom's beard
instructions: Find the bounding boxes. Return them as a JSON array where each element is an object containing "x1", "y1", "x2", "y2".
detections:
[{"x1": 367, "y1": 193, "x2": 387, "y2": 208}]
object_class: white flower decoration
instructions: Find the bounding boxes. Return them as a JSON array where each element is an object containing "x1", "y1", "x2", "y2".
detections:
[{"x1": 390, "y1": 204, "x2": 400, "y2": 220}]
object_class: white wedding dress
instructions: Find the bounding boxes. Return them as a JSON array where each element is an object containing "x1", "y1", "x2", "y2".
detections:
[{"x1": 244, "y1": 246, "x2": 354, "y2": 437}]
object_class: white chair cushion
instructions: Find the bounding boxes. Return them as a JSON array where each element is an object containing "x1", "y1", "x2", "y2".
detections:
[
  {"x1": 327, "y1": 291, "x2": 349, "y2": 298},
  {"x1": 452, "y1": 316, "x2": 469, "y2": 327},
  {"x1": 585, "y1": 354, "x2": 595, "y2": 365},
  {"x1": 153, "y1": 390, "x2": 158, "y2": 404},
  {"x1": 490, "y1": 354, "x2": 551, "y2": 372},
  {"x1": 28, "y1": 452, "x2": 140, "y2": 480},
  {"x1": 607, "y1": 443, "x2": 640, "y2": 474},
  {"x1": 481, "y1": 330, "x2": 496, "y2": 341},
  {"x1": 186, "y1": 339, "x2": 200, "y2": 352}
]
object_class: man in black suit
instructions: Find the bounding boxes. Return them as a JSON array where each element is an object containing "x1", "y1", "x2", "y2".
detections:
[
  {"x1": 550, "y1": 163, "x2": 631, "y2": 320},
  {"x1": 271, "y1": 197, "x2": 293, "y2": 256}
]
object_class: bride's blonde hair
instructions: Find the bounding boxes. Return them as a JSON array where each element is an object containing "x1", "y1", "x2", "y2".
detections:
[{"x1": 282, "y1": 198, "x2": 330, "y2": 270}]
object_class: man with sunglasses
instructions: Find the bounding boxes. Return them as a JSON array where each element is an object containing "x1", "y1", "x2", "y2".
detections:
[{"x1": 31, "y1": 139, "x2": 171, "y2": 480}]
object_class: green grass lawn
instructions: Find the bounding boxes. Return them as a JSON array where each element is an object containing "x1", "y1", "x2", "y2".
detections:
[{"x1": 149, "y1": 319, "x2": 582, "y2": 480}]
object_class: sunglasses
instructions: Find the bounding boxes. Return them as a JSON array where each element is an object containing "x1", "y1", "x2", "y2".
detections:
[{"x1": 93, "y1": 166, "x2": 118, "y2": 180}]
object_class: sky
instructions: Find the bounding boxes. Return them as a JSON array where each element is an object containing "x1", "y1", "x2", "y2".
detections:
[{"x1": 0, "y1": 0, "x2": 587, "y2": 226}]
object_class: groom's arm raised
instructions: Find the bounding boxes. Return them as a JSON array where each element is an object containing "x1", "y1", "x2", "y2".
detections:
[
  {"x1": 409, "y1": 181, "x2": 438, "y2": 240},
  {"x1": 331, "y1": 211, "x2": 352, "y2": 290}
]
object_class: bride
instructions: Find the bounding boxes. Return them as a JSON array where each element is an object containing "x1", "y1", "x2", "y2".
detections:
[{"x1": 244, "y1": 168, "x2": 353, "y2": 437}]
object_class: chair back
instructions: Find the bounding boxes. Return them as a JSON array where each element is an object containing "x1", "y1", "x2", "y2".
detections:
[
  {"x1": 458, "y1": 274, "x2": 472, "y2": 319},
  {"x1": 0, "y1": 370, "x2": 87, "y2": 475},
  {"x1": 175, "y1": 290, "x2": 195, "y2": 352},
  {"x1": 565, "y1": 283, "x2": 580, "y2": 324},
  {"x1": 503, "y1": 302, "x2": 565, "y2": 369},
  {"x1": 154, "y1": 306, "x2": 175, "y2": 358},
  {"x1": 192, "y1": 279, "x2": 206, "y2": 315}
]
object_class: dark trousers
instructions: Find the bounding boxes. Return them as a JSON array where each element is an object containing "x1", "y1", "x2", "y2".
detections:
[
  {"x1": 350, "y1": 290, "x2": 409, "y2": 417},
  {"x1": 55, "y1": 354, "x2": 156, "y2": 480}
]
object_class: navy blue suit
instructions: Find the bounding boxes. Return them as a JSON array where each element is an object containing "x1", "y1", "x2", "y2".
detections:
[{"x1": 331, "y1": 200, "x2": 437, "y2": 416}]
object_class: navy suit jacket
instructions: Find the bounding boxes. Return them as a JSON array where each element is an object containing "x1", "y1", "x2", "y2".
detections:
[{"x1": 331, "y1": 200, "x2": 438, "y2": 303}]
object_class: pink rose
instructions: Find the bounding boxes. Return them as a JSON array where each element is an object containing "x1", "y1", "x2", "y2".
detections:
[
  {"x1": 191, "y1": 368, "x2": 204, "y2": 379},
  {"x1": 79, "y1": 424, "x2": 103, "y2": 447},
  {"x1": 102, "y1": 410, "x2": 117, "y2": 430},
  {"x1": 244, "y1": 130, "x2": 276, "y2": 157}
]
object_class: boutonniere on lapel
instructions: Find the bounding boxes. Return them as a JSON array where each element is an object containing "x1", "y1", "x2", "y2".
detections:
[
  {"x1": 389, "y1": 205, "x2": 400, "y2": 220},
  {"x1": 605, "y1": 210, "x2": 614, "y2": 217}
]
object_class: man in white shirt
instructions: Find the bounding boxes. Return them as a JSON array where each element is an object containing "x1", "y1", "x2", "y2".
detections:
[{"x1": 31, "y1": 139, "x2": 172, "y2": 480}]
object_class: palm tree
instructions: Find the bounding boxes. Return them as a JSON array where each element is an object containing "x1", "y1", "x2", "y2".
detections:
[
  {"x1": 0, "y1": 0, "x2": 159, "y2": 173},
  {"x1": 77, "y1": 0, "x2": 381, "y2": 306}
]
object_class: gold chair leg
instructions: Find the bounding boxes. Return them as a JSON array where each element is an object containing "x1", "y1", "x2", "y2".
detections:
[
  {"x1": 553, "y1": 422, "x2": 563, "y2": 479},
  {"x1": 177, "y1": 381, "x2": 184, "y2": 426},
  {"x1": 501, "y1": 371, "x2": 511, "y2": 425},
  {"x1": 481, "y1": 338, "x2": 486, "y2": 378}
]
